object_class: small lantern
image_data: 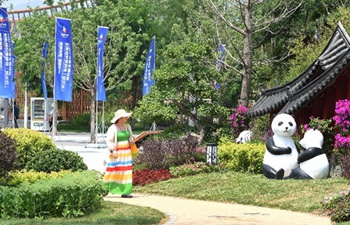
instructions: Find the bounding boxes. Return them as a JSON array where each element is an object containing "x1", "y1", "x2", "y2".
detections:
[{"x1": 206, "y1": 143, "x2": 217, "y2": 165}]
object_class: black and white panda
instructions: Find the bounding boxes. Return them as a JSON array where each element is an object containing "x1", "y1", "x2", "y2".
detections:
[
  {"x1": 286, "y1": 129, "x2": 329, "y2": 179},
  {"x1": 262, "y1": 113, "x2": 299, "y2": 179}
]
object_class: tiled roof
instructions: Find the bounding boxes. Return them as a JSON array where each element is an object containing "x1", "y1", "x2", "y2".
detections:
[{"x1": 246, "y1": 22, "x2": 350, "y2": 118}]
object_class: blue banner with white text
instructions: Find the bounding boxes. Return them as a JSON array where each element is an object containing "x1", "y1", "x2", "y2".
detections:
[
  {"x1": 96, "y1": 26, "x2": 108, "y2": 102},
  {"x1": 41, "y1": 41, "x2": 48, "y2": 99},
  {"x1": 0, "y1": 7, "x2": 14, "y2": 99},
  {"x1": 142, "y1": 37, "x2": 155, "y2": 96},
  {"x1": 54, "y1": 18, "x2": 73, "y2": 102}
]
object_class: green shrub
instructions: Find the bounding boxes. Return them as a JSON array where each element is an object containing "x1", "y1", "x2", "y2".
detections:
[
  {"x1": 0, "y1": 170, "x2": 103, "y2": 219},
  {"x1": 134, "y1": 135, "x2": 203, "y2": 169},
  {"x1": 5, "y1": 169, "x2": 72, "y2": 187},
  {"x1": 322, "y1": 188, "x2": 350, "y2": 222},
  {"x1": 0, "y1": 132, "x2": 17, "y2": 178},
  {"x1": 2, "y1": 128, "x2": 56, "y2": 169},
  {"x1": 25, "y1": 149, "x2": 88, "y2": 173},
  {"x1": 70, "y1": 112, "x2": 90, "y2": 127},
  {"x1": 218, "y1": 137, "x2": 265, "y2": 174}
]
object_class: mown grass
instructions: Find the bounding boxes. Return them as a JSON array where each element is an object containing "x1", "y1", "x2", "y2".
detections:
[
  {"x1": 0, "y1": 201, "x2": 166, "y2": 225},
  {"x1": 135, "y1": 171, "x2": 350, "y2": 215}
]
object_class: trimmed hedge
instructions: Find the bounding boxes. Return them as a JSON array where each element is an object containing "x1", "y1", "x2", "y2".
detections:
[
  {"x1": 2, "y1": 128, "x2": 56, "y2": 169},
  {"x1": 218, "y1": 138, "x2": 265, "y2": 174},
  {"x1": 0, "y1": 170, "x2": 103, "y2": 219},
  {"x1": 25, "y1": 149, "x2": 88, "y2": 173}
]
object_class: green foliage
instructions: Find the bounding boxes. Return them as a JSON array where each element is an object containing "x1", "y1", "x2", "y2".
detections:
[
  {"x1": 25, "y1": 149, "x2": 88, "y2": 173},
  {"x1": 300, "y1": 117, "x2": 334, "y2": 156},
  {"x1": 2, "y1": 128, "x2": 56, "y2": 169},
  {"x1": 4, "y1": 170, "x2": 72, "y2": 187},
  {"x1": 250, "y1": 114, "x2": 271, "y2": 143},
  {"x1": 0, "y1": 132, "x2": 16, "y2": 178},
  {"x1": 218, "y1": 137, "x2": 265, "y2": 174},
  {"x1": 70, "y1": 112, "x2": 90, "y2": 127},
  {"x1": 0, "y1": 170, "x2": 103, "y2": 219}
]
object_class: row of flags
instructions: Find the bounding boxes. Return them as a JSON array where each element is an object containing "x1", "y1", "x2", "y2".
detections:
[{"x1": 0, "y1": 6, "x2": 224, "y2": 102}]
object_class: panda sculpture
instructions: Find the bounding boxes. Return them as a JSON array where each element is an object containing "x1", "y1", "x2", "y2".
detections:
[
  {"x1": 262, "y1": 113, "x2": 299, "y2": 179},
  {"x1": 286, "y1": 129, "x2": 329, "y2": 179},
  {"x1": 236, "y1": 130, "x2": 253, "y2": 144}
]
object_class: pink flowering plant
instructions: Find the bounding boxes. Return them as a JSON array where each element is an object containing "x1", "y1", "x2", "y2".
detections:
[
  {"x1": 229, "y1": 105, "x2": 250, "y2": 137},
  {"x1": 333, "y1": 99, "x2": 350, "y2": 154}
]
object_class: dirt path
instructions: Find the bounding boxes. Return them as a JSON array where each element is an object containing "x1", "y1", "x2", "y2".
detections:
[{"x1": 105, "y1": 193, "x2": 331, "y2": 225}]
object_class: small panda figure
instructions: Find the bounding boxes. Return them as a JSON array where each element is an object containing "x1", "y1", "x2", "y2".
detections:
[
  {"x1": 262, "y1": 113, "x2": 299, "y2": 179},
  {"x1": 236, "y1": 130, "x2": 253, "y2": 144},
  {"x1": 286, "y1": 129, "x2": 329, "y2": 179}
]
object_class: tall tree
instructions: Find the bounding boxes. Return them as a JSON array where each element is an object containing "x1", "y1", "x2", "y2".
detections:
[{"x1": 199, "y1": 0, "x2": 303, "y2": 107}]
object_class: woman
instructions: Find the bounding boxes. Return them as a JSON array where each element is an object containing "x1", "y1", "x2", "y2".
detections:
[{"x1": 103, "y1": 109, "x2": 135, "y2": 198}]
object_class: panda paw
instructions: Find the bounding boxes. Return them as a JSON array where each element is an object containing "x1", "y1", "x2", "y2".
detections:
[{"x1": 275, "y1": 169, "x2": 285, "y2": 180}]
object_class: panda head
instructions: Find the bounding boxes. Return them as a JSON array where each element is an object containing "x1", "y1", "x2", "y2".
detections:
[
  {"x1": 300, "y1": 128, "x2": 324, "y2": 149},
  {"x1": 271, "y1": 113, "x2": 297, "y2": 137}
]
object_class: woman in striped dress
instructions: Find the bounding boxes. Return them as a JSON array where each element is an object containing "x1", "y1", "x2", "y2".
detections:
[{"x1": 104, "y1": 109, "x2": 134, "y2": 198}]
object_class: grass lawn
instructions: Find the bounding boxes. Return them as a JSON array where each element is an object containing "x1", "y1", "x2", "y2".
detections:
[
  {"x1": 135, "y1": 171, "x2": 350, "y2": 215},
  {"x1": 0, "y1": 201, "x2": 167, "y2": 225}
]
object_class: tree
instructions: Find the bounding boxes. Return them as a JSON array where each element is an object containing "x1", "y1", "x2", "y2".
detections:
[
  {"x1": 199, "y1": 0, "x2": 303, "y2": 107},
  {"x1": 135, "y1": 40, "x2": 230, "y2": 144}
]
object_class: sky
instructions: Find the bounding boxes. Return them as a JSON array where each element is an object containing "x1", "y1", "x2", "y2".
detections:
[{"x1": 2, "y1": 0, "x2": 65, "y2": 10}]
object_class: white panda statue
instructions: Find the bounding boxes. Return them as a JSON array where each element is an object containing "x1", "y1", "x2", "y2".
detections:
[
  {"x1": 236, "y1": 130, "x2": 253, "y2": 144},
  {"x1": 262, "y1": 113, "x2": 299, "y2": 179},
  {"x1": 286, "y1": 129, "x2": 329, "y2": 179}
]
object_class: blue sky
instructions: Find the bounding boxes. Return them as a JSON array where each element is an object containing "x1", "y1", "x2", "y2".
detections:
[{"x1": 2, "y1": 0, "x2": 66, "y2": 10}]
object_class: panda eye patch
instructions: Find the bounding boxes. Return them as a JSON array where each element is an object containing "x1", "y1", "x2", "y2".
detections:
[
  {"x1": 288, "y1": 122, "x2": 293, "y2": 126},
  {"x1": 278, "y1": 121, "x2": 283, "y2": 126}
]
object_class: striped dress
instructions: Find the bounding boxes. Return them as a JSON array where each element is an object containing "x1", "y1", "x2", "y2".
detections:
[{"x1": 103, "y1": 127, "x2": 133, "y2": 195}]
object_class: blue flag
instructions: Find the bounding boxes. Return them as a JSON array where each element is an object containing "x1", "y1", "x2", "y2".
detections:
[
  {"x1": 54, "y1": 18, "x2": 73, "y2": 102},
  {"x1": 142, "y1": 37, "x2": 155, "y2": 96},
  {"x1": 0, "y1": 7, "x2": 14, "y2": 99},
  {"x1": 96, "y1": 26, "x2": 108, "y2": 102},
  {"x1": 41, "y1": 40, "x2": 48, "y2": 99},
  {"x1": 216, "y1": 44, "x2": 225, "y2": 90}
]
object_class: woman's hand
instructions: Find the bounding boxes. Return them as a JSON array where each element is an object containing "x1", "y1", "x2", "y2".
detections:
[
  {"x1": 129, "y1": 136, "x2": 135, "y2": 144},
  {"x1": 112, "y1": 150, "x2": 118, "y2": 158}
]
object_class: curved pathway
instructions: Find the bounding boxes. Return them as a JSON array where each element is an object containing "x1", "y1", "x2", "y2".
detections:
[{"x1": 105, "y1": 193, "x2": 331, "y2": 225}]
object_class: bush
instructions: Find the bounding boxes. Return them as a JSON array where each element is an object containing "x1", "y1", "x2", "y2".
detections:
[
  {"x1": 70, "y1": 112, "x2": 90, "y2": 127},
  {"x1": 322, "y1": 188, "x2": 350, "y2": 222},
  {"x1": 5, "y1": 170, "x2": 72, "y2": 187},
  {"x1": 0, "y1": 132, "x2": 17, "y2": 178},
  {"x1": 0, "y1": 170, "x2": 103, "y2": 219},
  {"x1": 2, "y1": 128, "x2": 56, "y2": 169},
  {"x1": 217, "y1": 137, "x2": 265, "y2": 174},
  {"x1": 25, "y1": 149, "x2": 88, "y2": 173},
  {"x1": 134, "y1": 135, "x2": 203, "y2": 169}
]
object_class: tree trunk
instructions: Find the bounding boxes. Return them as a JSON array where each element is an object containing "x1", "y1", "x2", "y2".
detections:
[
  {"x1": 90, "y1": 90, "x2": 96, "y2": 143},
  {"x1": 239, "y1": 3, "x2": 253, "y2": 108}
]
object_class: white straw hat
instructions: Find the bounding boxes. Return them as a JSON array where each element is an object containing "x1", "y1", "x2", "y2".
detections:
[{"x1": 110, "y1": 109, "x2": 132, "y2": 123}]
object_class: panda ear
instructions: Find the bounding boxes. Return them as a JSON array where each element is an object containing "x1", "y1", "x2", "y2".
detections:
[
  {"x1": 290, "y1": 114, "x2": 295, "y2": 119},
  {"x1": 272, "y1": 114, "x2": 277, "y2": 119}
]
